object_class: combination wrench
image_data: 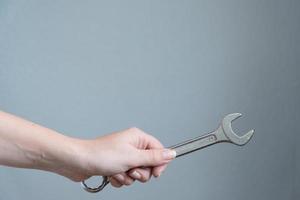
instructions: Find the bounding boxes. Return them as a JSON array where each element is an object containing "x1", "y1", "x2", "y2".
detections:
[{"x1": 81, "y1": 113, "x2": 254, "y2": 193}]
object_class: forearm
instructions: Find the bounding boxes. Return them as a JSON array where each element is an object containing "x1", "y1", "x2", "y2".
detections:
[
  {"x1": 0, "y1": 111, "x2": 80, "y2": 172},
  {"x1": 0, "y1": 110, "x2": 174, "y2": 184}
]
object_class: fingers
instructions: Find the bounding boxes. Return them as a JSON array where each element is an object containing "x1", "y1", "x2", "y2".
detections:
[
  {"x1": 109, "y1": 177, "x2": 122, "y2": 188},
  {"x1": 152, "y1": 164, "x2": 168, "y2": 177},
  {"x1": 110, "y1": 165, "x2": 170, "y2": 188},
  {"x1": 129, "y1": 128, "x2": 176, "y2": 168},
  {"x1": 139, "y1": 131, "x2": 164, "y2": 149},
  {"x1": 129, "y1": 127, "x2": 164, "y2": 150},
  {"x1": 110, "y1": 167, "x2": 155, "y2": 188},
  {"x1": 107, "y1": 128, "x2": 176, "y2": 189},
  {"x1": 110, "y1": 173, "x2": 134, "y2": 188},
  {"x1": 128, "y1": 167, "x2": 152, "y2": 183},
  {"x1": 145, "y1": 134, "x2": 164, "y2": 148},
  {"x1": 135, "y1": 148, "x2": 176, "y2": 167},
  {"x1": 110, "y1": 167, "x2": 152, "y2": 188}
]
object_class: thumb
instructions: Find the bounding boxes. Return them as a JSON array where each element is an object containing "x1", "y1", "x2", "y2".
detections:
[{"x1": 136, "y1": 149, "x2": 176, "y2": 167}]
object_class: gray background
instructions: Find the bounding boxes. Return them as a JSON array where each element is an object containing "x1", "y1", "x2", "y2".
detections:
[{"x1": 0, "y1": 0, "x2": 299, "y2": 200}]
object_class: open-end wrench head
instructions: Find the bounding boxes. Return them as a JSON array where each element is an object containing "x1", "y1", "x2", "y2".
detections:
[{"x1": 221, "y1": 113, "x2": 254, "y2": 146}]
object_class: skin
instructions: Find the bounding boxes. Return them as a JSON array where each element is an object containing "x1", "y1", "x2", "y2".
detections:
[{"x1": 0, "y1": 111, "x2": 176, "y2": 188}]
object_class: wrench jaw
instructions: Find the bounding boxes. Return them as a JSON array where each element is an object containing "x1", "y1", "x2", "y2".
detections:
[{"x1": 221, "y1": 113, "x2": 254, "y2": 146}]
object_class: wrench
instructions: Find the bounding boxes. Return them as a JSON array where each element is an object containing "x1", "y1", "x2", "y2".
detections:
[{"x1": 81, "y1": 113, "x2": 254, "y2": 193}]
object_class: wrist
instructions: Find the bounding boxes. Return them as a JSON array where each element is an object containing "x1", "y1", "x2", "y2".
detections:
[
  {"x1": 35, "y1": 134, "x2": 89, "y2": 180},
  {"x1": 55, "y1": 137, "x2": 107, "y2": 181}
]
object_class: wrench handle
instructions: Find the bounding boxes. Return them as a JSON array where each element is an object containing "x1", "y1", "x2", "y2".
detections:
[{"x1": 169, "y1": 132, "x2": 218, "y2": 157}]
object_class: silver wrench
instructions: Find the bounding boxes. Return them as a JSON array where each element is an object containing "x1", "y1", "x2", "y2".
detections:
[{"x1": 81, "y1": 113, "x2": 254, "y2": 193}]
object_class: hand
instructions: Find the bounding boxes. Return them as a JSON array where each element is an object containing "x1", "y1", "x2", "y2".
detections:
[
  {"x1": 61, "y1": 127, "x2": 176, "y2": 187},
  {"x1": 0, "y1": 111, "x2": 175, "y2": 188}
]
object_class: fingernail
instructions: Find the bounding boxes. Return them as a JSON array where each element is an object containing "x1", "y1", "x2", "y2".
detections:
[
  {"x1": 162, "y1": 149, "x2": 176, "y2": 159},
  {"x1": 114, "y1": 174, "x2": 125, "y2": 182},
  {"x1": 158, "y1": 169, "x2": 164, "y2": 177},
  {"x1": 131, "y1": 171, "x2": 141, "y2": 179},
  {"x1": 154, "y1": 172, "x2": 161, "y2": 178}
]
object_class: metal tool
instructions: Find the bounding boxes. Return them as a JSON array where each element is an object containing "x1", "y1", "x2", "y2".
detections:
[{"x1": 81, "y1": 113, "x2": 254, "y2": 193}]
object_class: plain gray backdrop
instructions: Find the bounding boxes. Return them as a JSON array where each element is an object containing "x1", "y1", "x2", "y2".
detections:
[{"x1": 0, "y1": 0, "x2": 299, "y2": 200}]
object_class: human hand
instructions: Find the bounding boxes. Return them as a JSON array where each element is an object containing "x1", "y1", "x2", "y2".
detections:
[
  {"x1": 0, "y1": 111, "x2": 175, "y2": 188},
  {"x1": 62, "y1": 127, "x2": 176, "y2": 187}
]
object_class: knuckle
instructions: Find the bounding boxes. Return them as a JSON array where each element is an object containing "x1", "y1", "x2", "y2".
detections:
[
  {"x1": 129, "y1": 127, "x2": 147, "y2": 135},
  {"x1": 129, "y1": 127, "x2": 140, "y2": 132}
]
